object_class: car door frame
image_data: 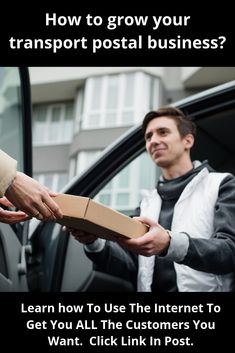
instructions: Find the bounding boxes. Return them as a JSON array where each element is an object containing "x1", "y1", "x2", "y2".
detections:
[{"x1": 0, "y1": 67, "x2": 33, "y2": 292}]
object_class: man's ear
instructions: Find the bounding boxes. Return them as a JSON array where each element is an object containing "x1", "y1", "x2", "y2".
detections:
[{"x1": 184, "y1": 134, "x2": 194, "y2": 150}]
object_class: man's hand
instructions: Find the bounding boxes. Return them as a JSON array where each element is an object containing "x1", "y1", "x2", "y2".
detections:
[
  {"x1": 0, "y1": 197, "x2": 30, "y2": 224},
  {"x1": 5, "y1": 172, "x2": 63, "y2": 221},
  {"x1": 64, "y1": 227, "x2": 98, "y2": 245},
  {"x1": 117, "y1": 216, "x2": 171, "y2": 256}
]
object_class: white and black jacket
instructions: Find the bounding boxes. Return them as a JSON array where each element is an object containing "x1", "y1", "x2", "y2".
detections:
[{"x1": 85, "y1": 161, "x2": 235, "y2": 292}]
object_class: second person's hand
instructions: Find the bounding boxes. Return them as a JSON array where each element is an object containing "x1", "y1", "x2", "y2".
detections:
[{"x1": 5, "y1": 172, "x2": 63, "y2": 221}]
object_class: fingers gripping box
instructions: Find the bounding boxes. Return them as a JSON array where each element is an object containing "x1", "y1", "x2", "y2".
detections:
[{"x1": 54, "y1": 194, "x2": 148, "y2": 241}]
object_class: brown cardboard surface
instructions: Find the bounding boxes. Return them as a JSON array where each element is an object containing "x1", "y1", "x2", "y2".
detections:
[{"x1": 54, "y1": 194, "x2": 148, "y2": 241}]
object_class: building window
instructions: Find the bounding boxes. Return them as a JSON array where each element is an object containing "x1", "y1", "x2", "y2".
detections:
[
  {"x1": 74, "y1": 87, "x2": 84, "y2": 133},
  {"x1": 33, "y1": 102, "x2": 74, "y2": 145},
  {"x1": 69, "y1": 150, "x2": 102, "y2": 179},
  {"x1": 34, "y1": 172, "x2": 69, "y2": 192},
  {"x1": 80, "y1": 72, "x2": 160, "y2": 130},
  {"x1": 95, "y1": 151, "x2": 159, "y2": 216}
]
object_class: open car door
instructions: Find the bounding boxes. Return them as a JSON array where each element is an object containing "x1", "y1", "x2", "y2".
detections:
[{"x1": 0, "y1": 67, "x2": 32, "y2": 291}]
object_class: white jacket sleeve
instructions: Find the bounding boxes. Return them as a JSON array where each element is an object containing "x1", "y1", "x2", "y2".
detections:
[{"x1": 0, "y1": 149, "x2": 17, "y2": 197}]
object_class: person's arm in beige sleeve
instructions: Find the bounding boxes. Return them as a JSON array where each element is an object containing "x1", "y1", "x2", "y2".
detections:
[
  {"x1": 0, "y1": 149, "x2": 17, "y2": 197},
  {"x1": 0, "y1": 149, "x2": 63, "y2": 221}
]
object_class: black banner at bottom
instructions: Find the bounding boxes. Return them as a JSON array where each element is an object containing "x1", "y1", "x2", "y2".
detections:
[{"x1": 0, "y1": 292, "x2": 233, "y2": 352}]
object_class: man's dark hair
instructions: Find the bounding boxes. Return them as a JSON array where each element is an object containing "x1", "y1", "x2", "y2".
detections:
[{"x1": 142, "y1": 106, "x2": 197, "y2": 138}]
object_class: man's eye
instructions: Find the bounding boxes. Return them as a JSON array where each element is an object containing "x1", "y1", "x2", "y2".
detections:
[{"x1": 160, "y1": 130, "x2": 167, "y2": 135}]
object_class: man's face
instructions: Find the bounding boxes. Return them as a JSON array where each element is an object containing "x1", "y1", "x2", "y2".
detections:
[{"x1": 145, "y1": 117, "x2": 191, "y2": 168}]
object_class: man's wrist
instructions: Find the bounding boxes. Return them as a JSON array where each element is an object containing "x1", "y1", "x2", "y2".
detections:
[
  {"x1": 159, "y1": 229, "x2": 172, "y2": 256},
  {"x1": 165, "y1": 231, "x2": 189, "y2": 262}
]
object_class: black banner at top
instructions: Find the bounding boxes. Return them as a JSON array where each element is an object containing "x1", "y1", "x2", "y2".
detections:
[{"x1": 0, "y1": 5, "x2": 234, "y2": 66}]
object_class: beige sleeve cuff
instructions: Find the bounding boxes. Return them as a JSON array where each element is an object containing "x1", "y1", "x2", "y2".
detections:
[{"x1": 0, "y1": 150, "x2": 17, "y2": 197}]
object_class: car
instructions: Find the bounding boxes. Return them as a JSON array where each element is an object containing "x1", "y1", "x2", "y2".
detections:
[{"x1": 1, "y1": 67, "x2": 235, "y2": 292}]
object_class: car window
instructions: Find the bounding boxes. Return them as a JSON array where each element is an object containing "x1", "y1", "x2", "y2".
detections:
[
  {"x1": 94, "y1": 151, "x2": 161, "y2": 216},
  {"x1": 0, "y1": 67, "x2": 25, "y2": 171},
  {"x1": 0, "y1": 67, "x2": 31, "y2": 292}
]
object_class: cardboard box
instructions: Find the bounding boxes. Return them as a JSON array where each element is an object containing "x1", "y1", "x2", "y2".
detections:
[{"x1": 54, "y1": 194, "x2": 148, "y2": 241}]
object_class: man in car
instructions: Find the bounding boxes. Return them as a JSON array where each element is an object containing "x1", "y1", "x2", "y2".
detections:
[{"x1": 69, "y1": 106, "x2": 235, "y2": 292}]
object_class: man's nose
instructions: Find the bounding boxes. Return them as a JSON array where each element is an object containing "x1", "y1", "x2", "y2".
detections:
[{"x1": 150, "y1": 133, "x2": 160, "y2": 145}]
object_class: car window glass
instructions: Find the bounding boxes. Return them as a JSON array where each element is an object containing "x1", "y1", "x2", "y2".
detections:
[
  {"x1": 94, "y1": 151, "x2": 161, "y2": 216},
  {"x1": 0, "y1": 67, "x2": 24, "y2": 171}
]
